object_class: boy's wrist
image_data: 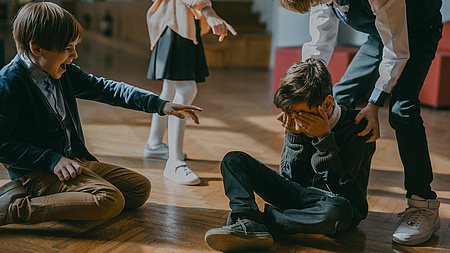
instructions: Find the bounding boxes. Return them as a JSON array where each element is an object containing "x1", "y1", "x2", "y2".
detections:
[
  {"x1": 316, "y1": 131, "x2": 331, "y2": 141},
  {"x1": 312, "y1": 132, "x2": 336, "y2": 151}
]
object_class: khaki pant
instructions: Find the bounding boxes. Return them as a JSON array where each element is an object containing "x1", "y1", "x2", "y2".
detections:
[{"x1": 11, "y1": 160, "x2": 151, "y2": 224}]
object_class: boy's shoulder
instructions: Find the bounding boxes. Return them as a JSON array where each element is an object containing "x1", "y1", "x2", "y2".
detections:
[
  {"x1": 335, "y1": 104, "x2": 372, "y2": 140},
  {"x1": 0, "y1": 56, "x2": 28, "y2": 86}
]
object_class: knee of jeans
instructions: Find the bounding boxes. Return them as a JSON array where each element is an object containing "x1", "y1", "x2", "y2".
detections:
[
  {"x1": 389, "y1": 100, "x2": 423, "y2": 131},
  {"x1": 125, "y1": 177, "x2": 151, "y2": 209},
  {"x1": 321, "y1": 198, "x2": 353, "y2": 234},
  {"x1": 221, "y1": 151, "x2": 247, "y2": 171}
]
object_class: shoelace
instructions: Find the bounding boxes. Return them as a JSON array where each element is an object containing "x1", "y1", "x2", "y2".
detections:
[
  {"x1": 175, "y1": 165, "x2": 193, "y2": 176},
  {"x1": 227, "y1": 218, "x2": 248, "y2": 235},
  {"x1": 398, "y1": 207, "x2": 436, "y2": 226}
]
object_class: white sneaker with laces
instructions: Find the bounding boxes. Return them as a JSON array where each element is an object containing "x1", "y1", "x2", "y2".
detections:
[
  {"x1": 393, "y1": 195, "x2": 440, "y2": 246},
  {"x1": 164, "y1": 163, "x2": 200, "y2": 186},
  {"x1": 144, "y1": 143, "x2": 187, "y2": 160}
]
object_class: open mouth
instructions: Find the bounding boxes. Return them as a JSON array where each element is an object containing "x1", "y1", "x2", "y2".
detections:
[{"x1": 60, "y1": 63, "x2": 66, "y2": 71}]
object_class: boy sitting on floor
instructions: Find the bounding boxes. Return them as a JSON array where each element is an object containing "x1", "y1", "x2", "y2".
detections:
[
  {"x1": 205, "y1": 58, "x2": 376, "y2": 252},
  {"x1": 0, "y1": 2, "x2": 202, "y2": 226}
]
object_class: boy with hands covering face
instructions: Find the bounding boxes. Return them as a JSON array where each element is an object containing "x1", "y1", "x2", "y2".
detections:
[{"x1": 204, "y1": 58, "x2": 375, "y2": 252}]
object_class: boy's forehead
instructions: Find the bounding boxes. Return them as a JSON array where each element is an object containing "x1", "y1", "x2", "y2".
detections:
[
  {"x1": 292, "y1": 101, "x2": 311, "y2": 111},
  {"x1": 69, "y1": 38, "x2": 82, "y2": 45}
]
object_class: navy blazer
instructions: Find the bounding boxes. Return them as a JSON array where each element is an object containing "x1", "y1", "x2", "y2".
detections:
[{"x1": 0, "y1": 56, "x2": 167, "y2": 179}]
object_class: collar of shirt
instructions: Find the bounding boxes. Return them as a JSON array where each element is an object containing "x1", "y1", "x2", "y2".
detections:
[
  {"x1": 329, "y1": 101, "x2": 341, "y2": 130},
  {"x1": 19, "y1": 54, "x2": 53, "y2": 89}
]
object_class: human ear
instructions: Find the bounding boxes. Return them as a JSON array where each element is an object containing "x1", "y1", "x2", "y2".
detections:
[
  {"x1": 322, "y1": 95, "x2": 334, "y2": 113},
  {"x1": 29, "y1": 41, "x2": 42, "y2": 57}
]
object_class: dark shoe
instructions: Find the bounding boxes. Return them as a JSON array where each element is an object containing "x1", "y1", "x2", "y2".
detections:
[
  {"x1": 0, "y1": 180, "x2": 27, "y2": 225},
  {"x1": 205, "y1": 218, "x2": 273, "y2": 252}
]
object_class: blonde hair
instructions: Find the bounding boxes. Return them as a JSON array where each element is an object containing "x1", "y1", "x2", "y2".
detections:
[
  {"x1": 13, "y1": 2, "x2": 82, "y2": 56},
  {"x1": 278, "y1": 0, "x2": 323, "y2": 13}
]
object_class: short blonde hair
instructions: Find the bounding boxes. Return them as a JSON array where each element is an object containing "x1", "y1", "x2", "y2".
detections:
[
  {"x1": 13, "y1": 2, "x2": 83, "y2": 56},
  {"x1": 278, "y1": 0, "x2": 323, "y2": 13}
]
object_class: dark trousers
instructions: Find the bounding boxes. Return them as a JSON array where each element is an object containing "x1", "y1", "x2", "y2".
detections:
[
  {"x1": 333, "y1": 22, "x2": 443, "y2": 199},
  {"x1": 221, "y1": 151, "x2": 357, "y2": 235}
]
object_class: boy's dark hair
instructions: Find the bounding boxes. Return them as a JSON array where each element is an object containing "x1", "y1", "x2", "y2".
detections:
[
  {"x1": 274, "y1": 58, "x2": 332, "y2": 112},
  {"x1": 13, "y1": 2, "x2": 83, "y2": 56},
  {"x1": 278, "y1": 0, "x2": 322, "y2": 14}
]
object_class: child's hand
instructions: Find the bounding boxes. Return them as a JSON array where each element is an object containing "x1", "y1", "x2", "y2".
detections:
[
  {"x1": 202, "y1": 6, "x2": 237, "y2": 41},
  {"x1": 276, "y1": 111, "x2": 303, "y2": 134},
  {"x1": 162, "y1": 102, "x2": 203, "y2": 124},
  {"x1": 355, "y1": 103, "x2": 380, "y2": 142},
  {"x1": 295, "y1": 106, "x2": 331, "y2": 140},
  {"x1": 53, "y1": 157, "x2": 83, "y2": 182}
]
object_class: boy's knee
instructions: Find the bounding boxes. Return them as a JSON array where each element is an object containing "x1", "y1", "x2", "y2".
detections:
[
  {"x1": 321, "y1": 197, "x2": 354, "y2": 234},
  {"x1": 223, "y1": 151, "x2": 245, "y2": 160},
  {"x1": 221, "y1": 151, "x2": 248, "y2": 170},
  {"x1": 96, "y1": 190, "x2": 125, "y2": 220},
  {"x1": 389, "y1": 101, "x2": 423, "y2": 131},
  {"x1": 124, "y1": 176, "x2": 151, "y2": 209}
]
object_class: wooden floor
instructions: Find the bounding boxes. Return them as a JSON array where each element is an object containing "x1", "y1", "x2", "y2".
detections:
[{"x1": 1, "y1": 30, "x2": 450, "y2": 252}]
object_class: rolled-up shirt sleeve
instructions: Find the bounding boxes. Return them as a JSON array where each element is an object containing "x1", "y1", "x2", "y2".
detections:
[
  {"x1": 302, "y1": 4, "x2": 339, "y2": 65},
  {"x1": 369, "y1": 0, "x2": 409, "y2": 107}
]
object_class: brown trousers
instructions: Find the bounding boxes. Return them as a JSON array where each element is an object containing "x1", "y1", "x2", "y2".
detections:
[{"x1": 11, "y1": 160, "x2": 151, "y2": 224}]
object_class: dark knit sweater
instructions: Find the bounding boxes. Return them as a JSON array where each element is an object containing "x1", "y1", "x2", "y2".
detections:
[{"x1": 280, "y1": 105, "x2": 376, "y2": 219}]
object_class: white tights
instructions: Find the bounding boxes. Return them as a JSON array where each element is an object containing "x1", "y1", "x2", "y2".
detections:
[{"x1": 146, "y1": 79, "x2": 197, "y2": 169}]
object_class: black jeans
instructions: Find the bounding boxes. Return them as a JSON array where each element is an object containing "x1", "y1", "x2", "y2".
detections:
[
  {"x1": 221, "y1": 151, "x2": 358, "y2": 235},
  {"x1": 333, "y1": 22, "x2": 443, "y2": 199}
]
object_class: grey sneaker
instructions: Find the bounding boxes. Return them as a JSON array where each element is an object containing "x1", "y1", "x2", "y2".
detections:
[
  {"x1": 143, "y1": 143, "x2": 187, "y2": 160},
  {"x1": 205, "y1": 218, "x2": 273, "y2": 252},
  {"x1": 393, "y1": 195, "x2": 440, "y2": 246}
]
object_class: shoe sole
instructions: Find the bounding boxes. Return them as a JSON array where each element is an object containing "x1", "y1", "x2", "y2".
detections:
[
  {"x1": 393, "y1": 218, "x2": 441, "y2": 246},
  {"x1": 143, "y1": 150, "x2": 187, "y2": 160},
  {"x1": 205, "y1": 229, "x2": 273, "y2": 252},
  {"x1": 163, "y1": 174, "x2": 201, "y2": 186}
]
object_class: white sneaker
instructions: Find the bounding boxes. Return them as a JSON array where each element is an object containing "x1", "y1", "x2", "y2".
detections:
[
  {"x1": 143, "y1": 143, "x2": 187, "y2": 160},
  {"x1": 164, "y1": 163, "x2": 200, "y2": 186},
  {"x1": 393, "y1": 195, "x2": 440, "y2": 246}
]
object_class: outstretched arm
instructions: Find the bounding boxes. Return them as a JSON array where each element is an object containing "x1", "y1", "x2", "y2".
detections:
[
  {"x1": 201, "y1": 5, "x2": 237, "y2": 42},
  {"x1": 162, "y1": 102, "x2": 203, "y2": 124}
]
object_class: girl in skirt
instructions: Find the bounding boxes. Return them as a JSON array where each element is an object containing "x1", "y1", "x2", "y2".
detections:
[{"x1": 145, "y1": 0, "x2": 236, "y2": 185}]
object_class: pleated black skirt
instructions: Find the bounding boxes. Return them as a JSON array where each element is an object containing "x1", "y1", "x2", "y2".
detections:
[{"x1": 147, "y1": 20, "x2": 209, "y2": 83}]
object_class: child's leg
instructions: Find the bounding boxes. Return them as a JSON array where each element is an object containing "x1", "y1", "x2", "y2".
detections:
[
  {"x1": 263, "y1": 194, "x2": 355, "y2": 235},
  {"x1": 82, "y1": 160, "x2": 151, "y2": 209},
  {"x1": 220, "y1": 151, "x2": 351, "y2": 227},
  {"x1": 206, "y1": 151, "x2": 353, "y2": 252},
  {"x1": 146, "y1": 79, "x2": 176, "y2": 149},
  {"x1": 9, "y1": 161, "x2": 150, "y2": 224},
  {"x1": 332, "y1": 35, "x2": 382, "y2": 108},
  {"x1": 163, "y1": 80, "x2": 199, "y2": 185},
  {"x1": 167, "y1": 80, "x2": 197, "y2": 164}
]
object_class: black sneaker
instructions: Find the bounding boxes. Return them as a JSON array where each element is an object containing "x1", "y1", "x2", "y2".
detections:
[{"x1": 205, "y1": 218, "x2": 273, "y2": 252}]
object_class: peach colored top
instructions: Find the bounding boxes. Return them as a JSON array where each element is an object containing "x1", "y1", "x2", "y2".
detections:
[{"x1": 146, "y1": 0, "x2": 212, "y2": 50}]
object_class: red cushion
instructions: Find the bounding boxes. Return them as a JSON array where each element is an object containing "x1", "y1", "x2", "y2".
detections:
[
  {"x1": 272, "y1": 46, "x2": 359, "y2": 94},
  {"x1": 419, "y1": 51, "x2": 450, "y2": 108}
]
